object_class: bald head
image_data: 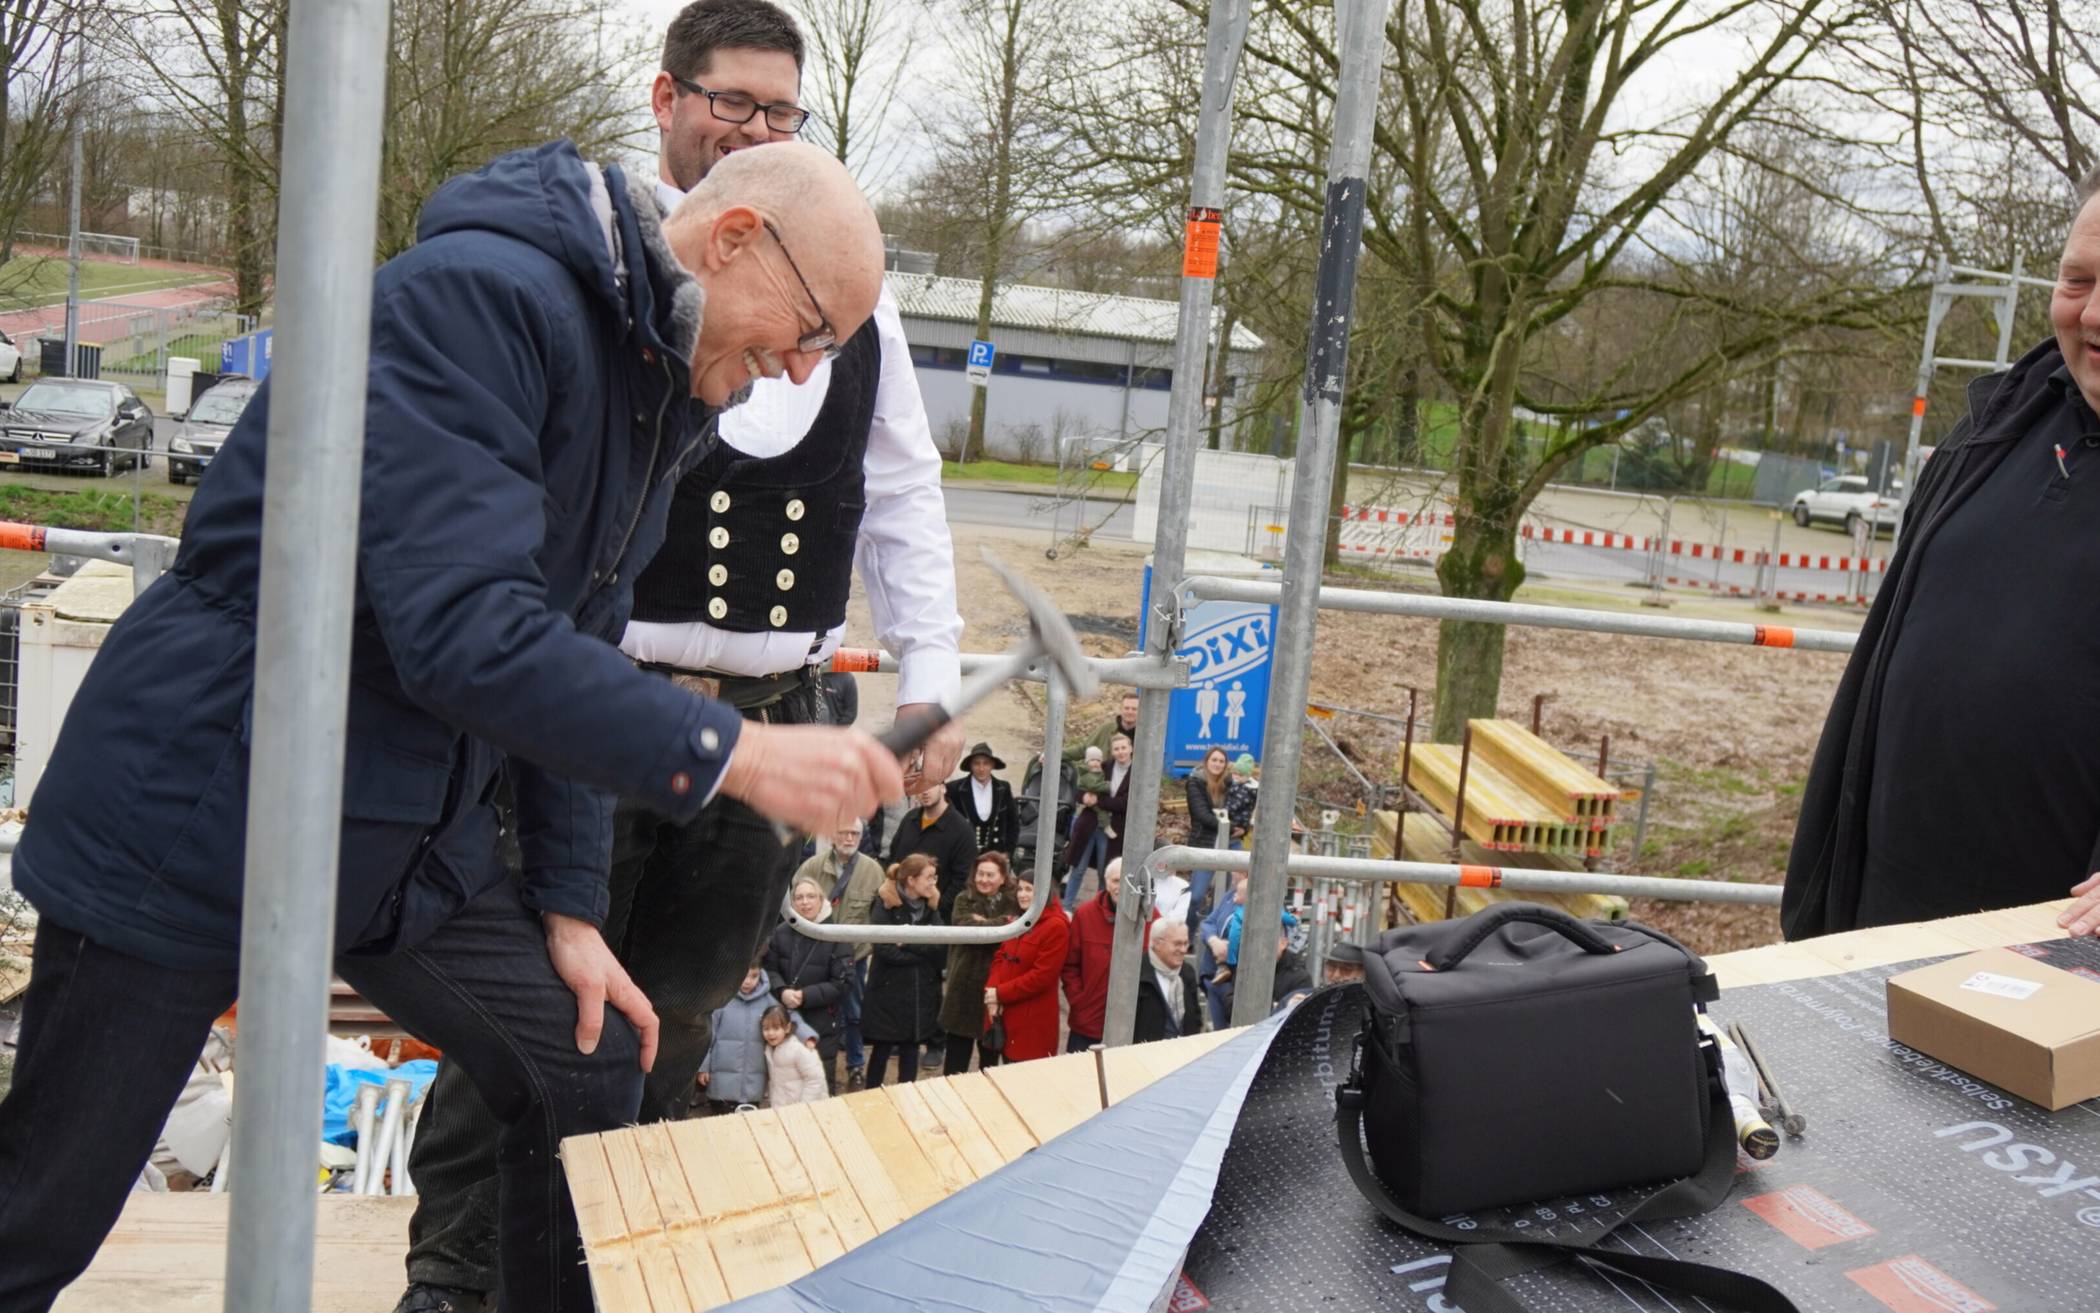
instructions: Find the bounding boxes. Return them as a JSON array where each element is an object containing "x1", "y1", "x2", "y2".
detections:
[{"x1": 662, "y1": 141, "x2": 886, "y2": 405}]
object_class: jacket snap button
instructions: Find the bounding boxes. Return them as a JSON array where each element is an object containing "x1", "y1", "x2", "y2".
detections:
[
  {"x1": 785, "y1": 499, "x2": 805, "y2": 521},
  {"x1": 710, "y1": 526, "x2": 730, "y2": 549},
  {"x1": 642, "y1": 348, "x2": 656, "y2": 365},
  {"x1": 708, "y1": 597, "x2": 728, "y2": 620},
  {"x1": 699, "y1": 729, "x2": 720, "y2": 752},
  {"x1": 776, "y1": 569, "x2": 794, "y2": 590},
  {"x1": 708, "y1": 564, "x2": 728, "y2": 586},
  {"x1": 780, "y1": 532, "x2": 799, "y2": 555},
  {"x1": 769, "y1": 605, "x2": 788, "y2": 627},
  {"x1": 711, "y1": 490, "x2": 731, "y2": 513}
]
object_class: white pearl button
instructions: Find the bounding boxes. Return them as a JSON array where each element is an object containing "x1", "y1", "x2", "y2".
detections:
[
  {"x1": 780, "y1": 532, "x2": 799, "y2": 555},
  {"x1": 707, "y1": 597, "x2": 728, "y2": 619},
  {"x1": 776, "y1": 569, "x2": 794, "y2": 590},
  {"x1": 785, "y1": 499, "x2": 805, "y2": 521},
  {"x1": 769, "y1": 605, "x2": 788, "y2": 627},
  {"x1": 709, "y1": 526, "x2": 730, "y2": 549},
  {"x1": 710, "y1": 490, "x2": 731, "y2": 513},
  {"x1": 708, "y1": 564, "x2": 728, "y2": 586}
]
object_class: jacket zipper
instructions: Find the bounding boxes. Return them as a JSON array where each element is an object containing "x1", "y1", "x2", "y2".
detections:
[{"x1": 603, "y1": 356, "x2": 676, "y2": 578}]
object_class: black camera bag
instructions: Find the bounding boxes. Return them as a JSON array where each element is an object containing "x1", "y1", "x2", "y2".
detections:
[{"x1": 1334, "y1": 903, "x2": 1798, "y2": 1313}]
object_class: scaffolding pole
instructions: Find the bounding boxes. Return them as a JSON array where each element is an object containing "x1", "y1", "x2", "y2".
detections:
[
  {"x1": 1233, "y1": 0, "x2": 1394, "y2": 1027},
  {"x1": 1102, "y1": 0, "x2": 1252, "y2": 1048},
  {"x1": 222, "y1": 1, "x2": 390, "y2": 1309}
]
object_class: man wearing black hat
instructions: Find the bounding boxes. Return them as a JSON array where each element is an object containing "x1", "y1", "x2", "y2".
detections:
[{"x1": 947, "y1": 742, "x2": 1018, "y2": 859}]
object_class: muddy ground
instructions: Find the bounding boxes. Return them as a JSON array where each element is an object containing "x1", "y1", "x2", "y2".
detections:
[{"x1": 841, "y1": 524, "x2": 1862, "y2": 956}]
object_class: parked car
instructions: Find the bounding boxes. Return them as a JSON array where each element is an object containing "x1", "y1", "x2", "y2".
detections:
[
  {"x1": 0, "y1": 378, "x2": 154, "y2": 476},
  {"x1": 167, "y1": 376, "x2": 258, "y2": 485},
  {"x1": 0, "y1": 331, "x2": 19, "y2": 384},
  {"x1": 1790, "y1": 475, "x2": 1902, "y2": 536}
]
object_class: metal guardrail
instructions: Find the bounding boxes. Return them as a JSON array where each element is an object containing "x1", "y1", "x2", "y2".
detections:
[
  {"x1": 0, "y1": 521, "x2": 180, "y2": 597},
  {"x1": 1143, "y1": 845, "x2": 1783, "y2": 907}
]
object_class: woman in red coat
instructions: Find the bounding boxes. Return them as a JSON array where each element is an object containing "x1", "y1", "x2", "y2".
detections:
[{"x1": 982, "y1": 871, "x2": 1071, "y2": 1063}]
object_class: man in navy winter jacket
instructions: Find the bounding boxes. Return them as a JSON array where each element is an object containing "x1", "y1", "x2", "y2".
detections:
[{"x1": 0, "y1": 139, "x2": 900, "y2": 1313}]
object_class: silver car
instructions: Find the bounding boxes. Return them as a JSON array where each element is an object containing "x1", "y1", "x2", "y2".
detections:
[{"x1": 167, "y1": 377, "x2": 258, "y2": 485}]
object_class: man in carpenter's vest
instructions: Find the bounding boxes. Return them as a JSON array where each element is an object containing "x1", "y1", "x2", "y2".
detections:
[{"x1": 393, "y1": 3, "x2": 962, "y2": 1309}]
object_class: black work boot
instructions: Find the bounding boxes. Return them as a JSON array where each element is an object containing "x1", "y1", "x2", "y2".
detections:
[{"x1": 392, "y1": 1283, "x2": 490, "y2": 1313}]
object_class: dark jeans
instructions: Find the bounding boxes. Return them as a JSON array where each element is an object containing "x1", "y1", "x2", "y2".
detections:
[
  {"x1": 1066, "y1": 1030, "x2": 1100, "y2": 1054},
  {"x1": 0, "y1": 884, "x2": 640, "y2": 1313},
  {"x1": 841, "y1": 956, "x2": 867, "y2": 1071},
  {"x1": 1063, "y1": 829, "x2": 1108, "y2": 909},
  {"x1": 865, "y1": 1042, "x2": 919, "y2": 1087},
  {"x1": 405, "y1": 673, "x2": 818, "y2": 1294},
  {"x1": 941, "y1": 1031, "x2": 1000, "y2": 1075}
]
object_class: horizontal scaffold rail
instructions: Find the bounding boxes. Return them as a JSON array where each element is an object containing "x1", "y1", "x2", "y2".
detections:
[
  {"x1": 1146, "y1": 844, "x2": 1783, "y2": 906},
  {"x1": 0, "y1": 520, "x2": 180, "y2": 568},
  {"x1": 1181, "y1": 575, "x2": 1859, "y2": 654},
  {"x1": 830, "y1": 645, "x2": 1190, "y2": 690}
]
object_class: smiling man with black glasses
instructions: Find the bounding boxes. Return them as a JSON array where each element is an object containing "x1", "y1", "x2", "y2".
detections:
[{"x1": 389, "y1": 4, "x2": 964, "y2": 1311}]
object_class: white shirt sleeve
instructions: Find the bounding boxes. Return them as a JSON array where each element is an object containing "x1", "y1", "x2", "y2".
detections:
[{"x1": 855, "y1": 286, "x2": 963, "y2": 708}]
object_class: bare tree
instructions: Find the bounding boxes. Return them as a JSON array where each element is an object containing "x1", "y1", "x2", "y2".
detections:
[
  {"x1": 917, "y1": 0, "x2": 1080, "y2": 463},
  {"x1": 1, "y1": 0, "x2": 82, "y2": 275},
  {"x1": 111, "y1": 0, "x2": 285, "y2": 316},
  {"x1": 793, "y1": 0, "x2": 914, "y2": 190},
  {"x1": 375, "y1": 0, "x2": 650, "y2": 256}
]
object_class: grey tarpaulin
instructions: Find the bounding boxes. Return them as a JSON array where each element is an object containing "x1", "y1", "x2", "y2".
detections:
[{"x1": 718, "y1": 1012, "x2": 1292, "y2": 1312}]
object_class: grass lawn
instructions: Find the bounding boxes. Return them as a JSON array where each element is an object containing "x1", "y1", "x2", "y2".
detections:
[
  {"x1": 942, "y1": 458, "x2": 1138, "y2": 491},
  {"x1": 0, "y1": 255, "x2": 222, "y2": 310},
  {"x1": 0, "y1": 484, "x2": 189, "y2": 537}
]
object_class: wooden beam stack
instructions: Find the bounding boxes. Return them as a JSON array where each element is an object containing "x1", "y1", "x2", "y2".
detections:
[
  {"x1": 1469, "y1": 719, "x2": 1617, "y2": 833},
  {"x1": 1401, "y1": 743, "x2": 1597, "y2": 856}
]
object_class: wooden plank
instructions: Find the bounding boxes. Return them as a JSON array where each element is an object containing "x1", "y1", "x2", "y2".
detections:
[
  {"x1": 914, "y1": 1075, "x2": 1010, "y2": 1178},
  {"x1": 559, "y1": 1135, "x2": 656, "y2": 1313},
  {"x1": 603, "y1": 1129, "x2": 706, "y2": 1313},
  {"x1": 983, "y1": 1050, "x2": 1102, "y2": 1143},
  {"x1": 667, "y1": 1115, "x2": 817, "y2": 1300},
  {"x1": 806, "y1": 1095, "x2": 915, "y2": 1233},
  {"x1": 59, "y1": 1193, "x2": 414, "y2": 1313},
  {"x1": 746, "y1": 1110, "x2": 848, "y2": 1269},
  {"x1": 841, "y1": 1089, "x2": 951, "y2": 1217},
  {"x1": 631, "y1": 1123, "x2": 731, "y2": 1312},
  {"x1": 772, "y1": 1102, "x2": 880, "y2": 1250},
  {"x1": 881, "y1": 1082, "x2": 985, "y2": 1189},
  {"x1": 1102, "y1": 1029, "x2": 1238, "y2": 1104},
  {"x1": 944, "y1": 1071, "x2": 1040, "y2": 1164}
]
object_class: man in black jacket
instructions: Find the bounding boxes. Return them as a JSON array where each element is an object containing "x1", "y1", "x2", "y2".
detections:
[
  {"x1": 1133, "y1": 921, "x2": 1203, "y2": 1042},
  {"x1": 1786, "y1": 171, "x2": 2100, "y2": 939},
  {"x1": 889, "y1": 780, "x2": 979, "y2": 912}
]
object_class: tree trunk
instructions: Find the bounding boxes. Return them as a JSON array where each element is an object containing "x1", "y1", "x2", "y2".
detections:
[
  {"x1": 963, "y1": 258, "x2": 997, "y2": 462},
  {"x1": 1431, "y1": 508, "x2": 1526, "y2": 740}
]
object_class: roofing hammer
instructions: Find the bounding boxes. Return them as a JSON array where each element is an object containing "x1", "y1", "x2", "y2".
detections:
[
  {"x1": 879, "y1": 546, "x2": 1099, "y2": 758},
  {"x1": 772, "y1": 548, "x2": 1097, "y2": 847}
]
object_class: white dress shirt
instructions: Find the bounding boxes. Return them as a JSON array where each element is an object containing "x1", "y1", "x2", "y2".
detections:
[
  {"x1": 621, "y1": 177, "x2": 963, "y2": 708},
  {"x1": 971, "y1": 776, "x2": 994, "y2": 820}
]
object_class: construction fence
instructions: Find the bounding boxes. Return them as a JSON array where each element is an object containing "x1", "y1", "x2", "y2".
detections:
[{"x1": 10, "y1": 297, "x2": 257, "y2": 388}]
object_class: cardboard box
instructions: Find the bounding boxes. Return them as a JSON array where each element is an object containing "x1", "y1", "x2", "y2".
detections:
[{"x1": 1885, "y1": 947, "x2": 2100, "y2": 1111}]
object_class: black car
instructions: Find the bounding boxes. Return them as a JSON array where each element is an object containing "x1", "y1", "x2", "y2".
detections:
[
  {"x1": 167, "y1": 376, "x2": 257, "y2": 485},
  {"x1": 0, "y1": 379, "x2": 155, "y2": 476}
]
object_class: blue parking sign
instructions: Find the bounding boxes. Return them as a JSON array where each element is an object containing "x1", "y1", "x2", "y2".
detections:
[{"x1": 968, "y1": 339, "x2": 996, "y2": 369}]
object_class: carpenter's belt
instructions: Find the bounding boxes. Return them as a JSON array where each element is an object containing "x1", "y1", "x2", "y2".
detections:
[{"x1": 638, "y1": 660, "x2": 820, "y2": 718}]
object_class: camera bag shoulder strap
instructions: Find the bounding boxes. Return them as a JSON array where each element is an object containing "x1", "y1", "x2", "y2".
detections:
[{"x1": 1336, "y1": 1080, "x2": 1800, "y2": 1313}]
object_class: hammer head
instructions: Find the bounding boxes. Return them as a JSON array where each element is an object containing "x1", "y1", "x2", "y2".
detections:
[{"x1": 982, "y1": 548, "x2": 1098, "y2": 700}]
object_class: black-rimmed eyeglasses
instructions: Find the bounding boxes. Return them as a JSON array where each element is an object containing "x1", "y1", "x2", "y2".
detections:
[
  {"x1": 672, "y1": 75, "x2": 810, "y2": 134},
  {"x1": 761, "y1": 219, "x2": 841, "y2": 360}
]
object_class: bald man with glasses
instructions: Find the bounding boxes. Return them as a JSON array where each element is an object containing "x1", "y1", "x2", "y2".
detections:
[{"x1": 391, "y1": 4, "x2": 963, "y2": 1311}]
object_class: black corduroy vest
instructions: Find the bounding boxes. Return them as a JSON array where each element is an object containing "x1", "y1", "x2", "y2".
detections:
[{"x1": 631, "y1": 316, "x2": 881, "y2": 633}]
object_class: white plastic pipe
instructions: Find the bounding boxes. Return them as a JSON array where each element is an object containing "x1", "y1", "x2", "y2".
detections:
[
  {"x1": 362, "y1": 1079, "x2": 410, "y2": 1196},
  {"x1": 350, "y1": 1085, "x2": 382, "y2": 1194}
]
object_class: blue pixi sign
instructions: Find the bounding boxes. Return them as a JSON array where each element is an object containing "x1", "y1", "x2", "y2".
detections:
[
  {"x1": 967, "y1": 339, "x2": 996, "y2": 369},
  {"x1": 1139, "y1": 565, "x2": 1278, "y2": 776}
]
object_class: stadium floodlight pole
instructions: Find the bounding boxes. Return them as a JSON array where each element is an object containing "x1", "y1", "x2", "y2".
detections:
[
  {"x1": 1101, "y1": 0, "x2": 1253, "y2": 1048},
  {"x1": 221, "y1": 1, "x2": 390, "y2": 1309},
  {"x1": 1231, "y1": 0, "x2": 1390, "y2": 1027}
]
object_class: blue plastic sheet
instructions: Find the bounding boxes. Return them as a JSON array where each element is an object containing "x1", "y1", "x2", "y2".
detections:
[{"x1": 320, "y1": 1060, "x2": 438, "y2": 1146}]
